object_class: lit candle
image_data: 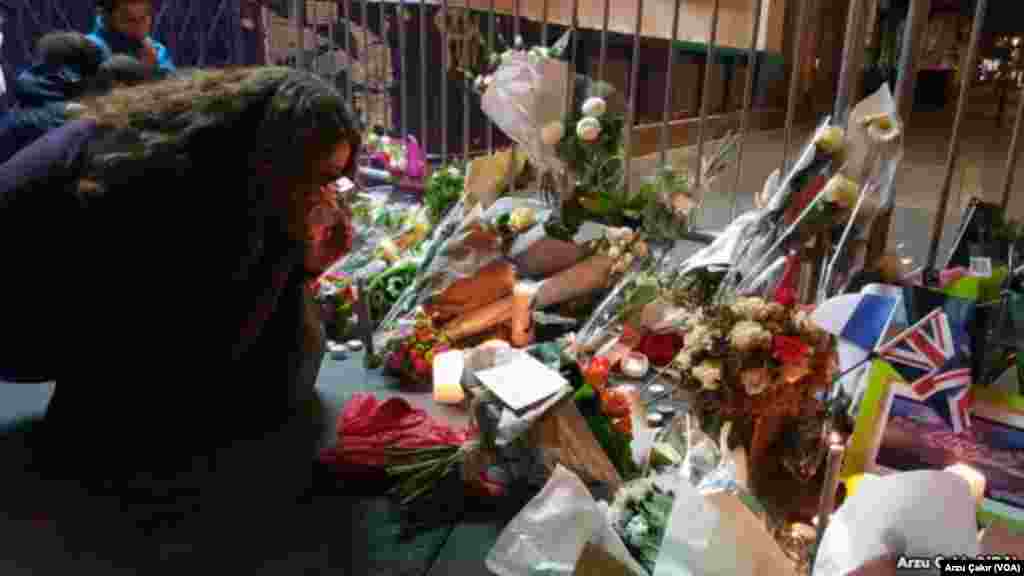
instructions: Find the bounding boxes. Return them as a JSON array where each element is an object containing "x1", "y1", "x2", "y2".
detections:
[
  {"x1": 433, "y1": 350, "x2": 466, "y2": 404},
  {"x1": 510, "y1": 282, "x2": 537, "y2": 348},
  {"x1": 946, "y1": 463, "x2": 987, "y2": 505},
  {"x1": 621, "y1": 353, "x2": 649, "y2": 379}
]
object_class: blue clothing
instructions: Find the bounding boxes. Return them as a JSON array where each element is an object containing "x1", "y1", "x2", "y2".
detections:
[
  {"x1": 85, "y1": 15, "x2": 174, "y2": 77},
  {"x1": 0, "y1": 62, "x2": 91, "y2": 164}
]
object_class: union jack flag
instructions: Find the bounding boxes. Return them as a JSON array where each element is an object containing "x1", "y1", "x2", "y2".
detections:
[{"x1": 876, "y1": 308, "x2": 973, "y2": 433}]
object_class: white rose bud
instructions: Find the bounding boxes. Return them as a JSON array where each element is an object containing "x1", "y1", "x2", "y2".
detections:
[
  {"x1": 541, "y1": 121, "x2": 565, "y2": 146},
  {"x1": 576, "y1": 117, "x2": 601, "y2": 142},
  {"x1": 581, "y1": 96, "x2": 607, "y2": 118},
  {"x1": 447, "y1": 166, "x2": 461, "y2": 177}
]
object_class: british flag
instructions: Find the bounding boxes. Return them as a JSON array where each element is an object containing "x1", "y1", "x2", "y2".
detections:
[{"x1": 876, "y1": 308, "x2": 973, "y2": 433}]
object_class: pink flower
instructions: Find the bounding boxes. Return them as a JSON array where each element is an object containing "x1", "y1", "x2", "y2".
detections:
[
  {"x1": 412, "y1": 355, "x2": 431, "y2": 376},
  {"x1": 388, "y1": 351, "x2": 404, "y2": 372}
]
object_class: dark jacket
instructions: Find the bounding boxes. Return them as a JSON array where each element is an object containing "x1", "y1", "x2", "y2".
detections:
[
  {"x1": 86, "y1": 15, "x2": 175, "y2": 77},
  {"x1": 0, "y1": 63, "x2": 88, "y2": 164},
  {"x1": 0, "y1": 120, "x2": 321, "y2": 503}
]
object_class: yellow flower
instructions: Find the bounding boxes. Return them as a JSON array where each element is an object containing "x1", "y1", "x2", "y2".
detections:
[
  {"x1": 509, "y1": 207, "x2": 537, "y2": 231},
  {"x1": 692, "y1": 360, "x2": 723, "y2": 391},
  {"x1": 824, "y1": 175, "x2": 860, "y2": 209},
  {"x1": 815, "y1": 126, "x2": 846, "y2": 155}
]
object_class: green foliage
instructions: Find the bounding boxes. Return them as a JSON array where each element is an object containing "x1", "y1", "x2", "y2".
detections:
[
  {"x1": 424, "y1": 164, "x2": 465, "y2": 225},
  {"x1": 639, "y1": 166, "x2": 691, "y2": 242}
]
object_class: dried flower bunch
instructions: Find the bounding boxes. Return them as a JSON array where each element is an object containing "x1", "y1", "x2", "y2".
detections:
[{"x1": 670, "y1": 296, "x2": 833, "y2": 420}]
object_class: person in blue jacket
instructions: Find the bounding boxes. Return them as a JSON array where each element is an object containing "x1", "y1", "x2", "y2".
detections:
[
  {"x1": 0, "y1": 32, "x2": 152, "y2": 165},
  {"x1": 0, "y1": 32, "x2": 103, "y2": 164},
  {"x1": 86, "y1": 0, "x2": 175, "y2": 78}
]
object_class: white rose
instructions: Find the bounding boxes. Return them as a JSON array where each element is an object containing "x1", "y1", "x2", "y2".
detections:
[
  {"x1": 380, "y1": 135, "x2": 391, "y2": 146},
  {"x1": 541, "y1": 121, "x2": 565, "y2": 146},
  {"x1": 576, "y1": 117, "x2": 601, "y2": 142},
  {"x1": 447, "y1": 166, "x2": 461, "y2": 177},
  {"x1": 582, "y1": 96, "x2": 607, "y2": 118}
]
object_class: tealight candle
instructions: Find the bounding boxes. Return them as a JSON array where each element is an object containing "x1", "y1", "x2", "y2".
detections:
[
  {"x1": 621, "y1": 353, "x2": 649, "y2": 379},
  {"x1": 946, "y1": 463, "x2": 986, "y2": 504},
  {"x1": 433, "y1": 350, "x2": 466, "y2": 405}
]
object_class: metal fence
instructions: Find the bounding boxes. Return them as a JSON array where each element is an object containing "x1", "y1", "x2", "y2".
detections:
[
  {"x1": 280, "y1": 0, "x2": 1019, "y2": 274},
  {"x1": 2, "y1": 0, "x2": 1020, "y2": 272}
]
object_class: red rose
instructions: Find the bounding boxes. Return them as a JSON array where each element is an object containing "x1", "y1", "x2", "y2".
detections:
[
  {"x1": 639, "y1": 333, "x2": 684, "y2": 367},
  {"x1": 772, "y1": 335, "x2": 810, "y2": 364}
]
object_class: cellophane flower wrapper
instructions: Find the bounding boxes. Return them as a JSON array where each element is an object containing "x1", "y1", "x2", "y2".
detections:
[
  {"x1": 317, "y1": 187, "x2": 425, "y2": 298},
  {"x1": 373, "y1": 198, "x2": 469, "y2": 351},
  {"x1": 717, "y1": 87, "x2": 904, "y2": 302},
  {"x1": 372, "y1": 196, "x2": 554, "y2": 352},
  {"x1": 573, "y1": 243, "x2": 675, "y2": 354},
  {"x1": 486, "y1": 464, "x2": 647, "y2": 576},
  {"x1": 481, "y1": 50, "x2": 570, "y2": 177}
]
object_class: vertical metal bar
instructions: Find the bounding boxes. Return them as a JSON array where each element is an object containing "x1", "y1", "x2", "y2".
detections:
[
  {"x1": 419, "y1": 0, "x2": 428, "y2": 153},
  {"x1": 695, "y1": 0, "x2": 721, "y2": 192},
  {"x1": 464, "y1": 4, "x2": 472, "y2": 162},
  {"x1": 345, "y1": 0, "x2": 353, "y2": 102},
  {"x1": 729, "y1": 0, "x2": 765, "y2": 221},
  {"x1": 781, "y1": 0, "x2": 808, "y2": 175},
  {"x1": 834, "y1": 0, "x2": 864, "y2": 124},
  {"x1": 1001, "y1": 85, "x2": 1024, "y2": 212},
  {"x1": 292, "y1": 0, "x2": 302, "y2": 69},
  {"x1": 399, "y1": 0, "x2": 408, "y2": 139},
  {"x1": 623, "y1": 0, "x2": 644, "y2": 200},
  {"x1": 361, "y1": 0, "x2": 370, "y2": 126},
  {"x1": 327, "y1": 4, "x2": 335, "y2": 79},
  {"x1": 487, "y1": 0, "x2": 496, "y2": 154},
  {"x1": 541, "y1": 0, "x2": 549, "y2": 45},
  {"x1": 564, "y1": 0, "x2": 580, "y2": 145},
  {"x1": 925, "y1": 0, "x2": 988, "y2": 274},
  {"x1": 513, "y1": 0, "x2": 520, "y2": 41},
  {"x1": 441, "y1": 0, "x2": 450, "y2": 160},
  {"x1": 658, "y1": 0, "x2": 683, "y2": 168},
  {"x1": 598, "y1": 0, "x2": 611, "y2": 83},
  {"x1": 868, "y1": 0, "x2": 930, "y2": 267}
]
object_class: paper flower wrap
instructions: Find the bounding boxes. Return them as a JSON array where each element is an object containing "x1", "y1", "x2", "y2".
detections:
[{"x1": 480, "y1": 50, "x2": 570, "y2": 177}]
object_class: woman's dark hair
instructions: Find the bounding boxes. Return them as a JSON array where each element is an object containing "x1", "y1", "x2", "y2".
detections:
[
  {"x1": 71, "y1": 67, "x2": 361, "y2": 231},
  {"x1": 36, "y1": 31, "x2": 103, "y2": 78}
]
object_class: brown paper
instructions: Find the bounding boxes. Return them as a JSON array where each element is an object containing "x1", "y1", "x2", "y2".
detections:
[{"x1": 705, "y1": 492, "x2": 798, "y2": 576}]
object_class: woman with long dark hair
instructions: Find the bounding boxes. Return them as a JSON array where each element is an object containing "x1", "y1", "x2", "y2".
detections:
[{"x1": 0, "y1": 67, "x2": 360, "y2": 571}]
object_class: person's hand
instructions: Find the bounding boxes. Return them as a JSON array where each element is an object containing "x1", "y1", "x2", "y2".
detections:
[
  {"x1": 138, "y1": 39, "x2": 158, "y2": 69},
  {"x1": 304, "y1": 185, "x2": 353, "y2": 277}
]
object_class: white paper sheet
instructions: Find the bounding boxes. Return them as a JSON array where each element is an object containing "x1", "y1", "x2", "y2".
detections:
[
  {"x1": 813, "y1": 471, "x2": 980, "y2": 576},
  {"x1": 475, "y1": 353, "x2": 568, "y2": 412}
]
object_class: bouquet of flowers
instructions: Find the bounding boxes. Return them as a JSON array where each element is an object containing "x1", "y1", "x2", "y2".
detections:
[
  {"x1": 607, "y1": 477, "x2": 677, "y2": 574},
  {"x1": 364, "y1": 129, "x2": 427, "y2": 182},
  {"x1": 384, "y1": 310, "x2": 452, "y2": 385}
]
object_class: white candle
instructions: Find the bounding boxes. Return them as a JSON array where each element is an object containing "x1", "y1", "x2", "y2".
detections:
[
  {"x1": 946, "y1": 463, "x2": 986, "y2": 504},
  {"x1": 433, "y1": 350, "x2": 466, "y2": 404}
]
